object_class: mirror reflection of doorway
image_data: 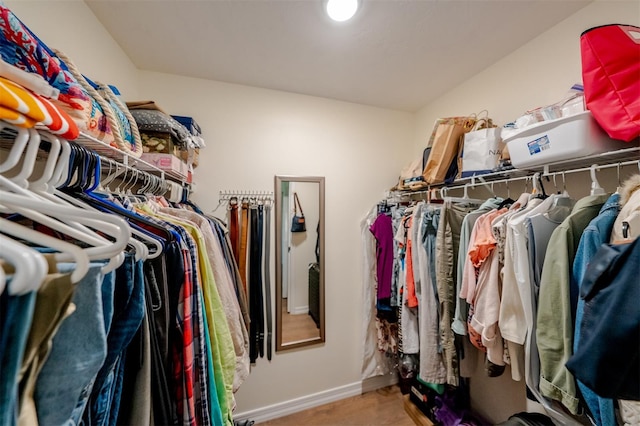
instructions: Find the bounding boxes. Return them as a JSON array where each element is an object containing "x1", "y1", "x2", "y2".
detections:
[
  {"x1": 280, "y1": 181, "x2": 291, "y2": 312},
  {"x1": 275, "y1": 175, "x2": 325, "y2": 351}
]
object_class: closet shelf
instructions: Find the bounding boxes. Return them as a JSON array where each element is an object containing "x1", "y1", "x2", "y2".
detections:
[
  {"x1": 458, "y1": 146, "x2": 640, "y2": 184},
  {"x1": 393, "y1": 146, "x2": 640, "y2": 197},
  {"x1": 74, "y1": 131, "x2": 188, "y2": 184},
  {"x1": 74, "y1": 132, "x2": 182, "y2": 181}
]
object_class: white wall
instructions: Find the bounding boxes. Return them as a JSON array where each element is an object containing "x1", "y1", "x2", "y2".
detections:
[
  {"x1": 413, "y1": 1, "x2": 640, "y2": 423},
  {"x1": 5, "y1": 0, "x2": 140, "y2": 100},
  {"x1": 414, "y1": 0, "x2": 640, "y2": 157},
  {"x1": 136, "y1": 70, "x2": 415, "y2": 413}
]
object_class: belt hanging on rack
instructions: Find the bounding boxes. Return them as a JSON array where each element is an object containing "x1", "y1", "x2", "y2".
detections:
[{"x1": 263, "y1": 200, "x2": 273, "y2": 361}]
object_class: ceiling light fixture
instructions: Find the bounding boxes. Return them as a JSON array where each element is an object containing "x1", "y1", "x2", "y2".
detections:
[{"x1": 325, "y1": 0, "x2": 359, "y2": 22}]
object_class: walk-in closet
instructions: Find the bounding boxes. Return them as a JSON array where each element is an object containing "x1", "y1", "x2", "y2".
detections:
[{"x1": 0, "y1": 1, "x2": 638, "y2": 425}]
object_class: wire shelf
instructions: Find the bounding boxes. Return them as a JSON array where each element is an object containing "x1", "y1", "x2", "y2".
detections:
[{"x1": 392, "y1": 146, "x2": 640, "y2": 197}]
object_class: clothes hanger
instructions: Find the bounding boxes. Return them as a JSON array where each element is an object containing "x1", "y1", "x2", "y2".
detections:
[
  {"x1": 71, "y1": 151, "x2": 160, "y2": 260},
  {"x1": 590, "y1": 164, "x2": 606, "y2": 195},
  {"x1": 48, "y1": 138, "x2": 72, "y2": 192},
  {"x1": 441, "y1": 184, "x2": 483, "y2": 204},
  {"x1": 0, "y1": 186, "x2": 129, "y2": 273},
  {"x1": 21, "y1": 145, "x2": 124, "y2": 273},
  {"x1": 13, "y1": 140, "x2": 128, "y2": 271},
  {"x1": 60, "y1": 187, "x2": 163, "y2": 260},
  {"x1": 29, "y1": 131, "x2": 61, "y2": 191},
  {"x1": 0, "y1": 217, "x2": 89, "y2": 286},
  {"x1": 0, "y1": 122, "x2": 31, "y2": 173},
  {"x1": 615, "y1": 163, "x2": 623, "y2": 194},
  {"x1": 0, "y1": 233, "x2": 48, "y2": 295},
  {"x1": 10, "y1": 128, "x2": 42, "y2": 189}
]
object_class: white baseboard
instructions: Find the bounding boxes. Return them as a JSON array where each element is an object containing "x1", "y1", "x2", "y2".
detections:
[
  {"x1": 233, "y1": 374, "x2": 398, "y2": 423},
  {"x1": 290, "y1": 305, "x2": 309, "y2": 315},
  {"x1": 362, "y1": 373, "x2": 399, "y2": 394}
]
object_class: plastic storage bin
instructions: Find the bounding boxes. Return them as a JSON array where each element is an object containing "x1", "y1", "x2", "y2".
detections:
[{"x1": 504, "y1": 111, "x2": 631, "y2": 168}]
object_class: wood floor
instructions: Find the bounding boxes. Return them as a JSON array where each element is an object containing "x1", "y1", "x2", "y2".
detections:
[
  {"x1": 281, "y1": 299, "x2": 320, "y2": 344},
  {"x1": 258, "y1": 385, "x2": 415, "y2": 426}
]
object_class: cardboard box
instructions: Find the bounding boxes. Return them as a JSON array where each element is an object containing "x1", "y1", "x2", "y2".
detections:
[{"x1": 140, "y1": 153, "x2": 188, "y2": 181}]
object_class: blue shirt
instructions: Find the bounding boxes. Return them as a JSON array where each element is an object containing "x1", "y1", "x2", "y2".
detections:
[{"x1": 572, "y1": 193, "x2": 620, "y2": 426}]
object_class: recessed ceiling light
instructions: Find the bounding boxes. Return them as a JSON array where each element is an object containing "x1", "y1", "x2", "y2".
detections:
[{"x1": 326, "y1": 0, "x2": 359, "y2": 22}]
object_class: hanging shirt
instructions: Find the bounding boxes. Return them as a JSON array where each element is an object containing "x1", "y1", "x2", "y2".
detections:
[
  {"x1": 453, "y1": 197, "x2": 504, "y2": 336},
  {"x1": 369, "y1": 213, "x2": 394, "y2": 302},
  {"x1": 395, "y1": 213, "x2": 420, "y2": 354},
  {"x1": 436, "y1": 200, "x2": 481, "y2": 386},
  {"x1": 416, "y1": 204, "x2": 447, "y2": 384},
  {"x1": 536, "y1": 193, "x2": 609, "y2": 415},
  {"x1": 361, "y1": 206, "x2": 395, "y2": 380},
  {"x1": 137, "y1": 205, "x2": 224, "y2": 425},
  {"x1": 161, "y1": 208, "x2": 250, "y2": 393},
  {"x1": 570, "y1": 193, "x2": 619, "y2": 426},
  {"x1": 461, "y1": 208, "x2": 508, "y2": 361},
  {"x1": 152, "y1": 210, "x2": 235, "y2": 426}
]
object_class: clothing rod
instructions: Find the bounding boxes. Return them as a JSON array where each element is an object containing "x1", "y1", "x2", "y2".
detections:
[{"x1": 442, "y1": 159, "x2": 640, "y2": 193}]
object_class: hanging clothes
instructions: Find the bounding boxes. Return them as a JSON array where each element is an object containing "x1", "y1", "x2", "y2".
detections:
[
  {"x1": 536, "y1": 193, "x2": 609, "y2": 415},
  {"x1": 416, "y1": 204, "x2": 447, "y2": 384},
  {"x1": 360, "y1": 206, "x2": 395, "y2": 380},
  {"x1": 436, "y1": 200, "x2": 481, "y2": 386}
]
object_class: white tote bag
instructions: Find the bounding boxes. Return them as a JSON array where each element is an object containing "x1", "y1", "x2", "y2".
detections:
[{"x1": 461, "y1": 124, "x2": 503, "y2": 178}]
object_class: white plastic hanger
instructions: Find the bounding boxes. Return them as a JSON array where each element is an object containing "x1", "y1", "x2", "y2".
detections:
[
  {"x1": 10, "y1": 128, "x2": 42, "y2": 188},
  {"x1": 0, "y1": 233, "x2": 48, "y2": 295},
  {"x1": 29, "y1": 131, "x2": 61, "y2": 191},
  {"x1": 0, "y1": 122, "x2": 30, "y2": 173},
  {"x1": 48, "y1": 138, "x2": 71, "y2": 192},
  {"x1": 590, "y1": 164, "x2": 606, "y2": 195},
  {"x1": 0, "y1": 133, "x2": 129, "y2": 272},
  {"x1": 0, "y1": 217, "x2": 89, "y2": 287},
  {"x1": 440, "y1": 184, "x2": 483, "y2": 204},
  {"x1": 53, "y1": 178, "x2": 163, "y2": 261},
  {"x1": 53, "y1": 186, "x2": 152, "y2": 262},
  {"x1": 0, "y1": 187, "x2": 129, "y2": 272}
]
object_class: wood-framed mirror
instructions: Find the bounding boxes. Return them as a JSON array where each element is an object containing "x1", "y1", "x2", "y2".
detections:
[{"x1": 274, "y1": 175, "x2": 325, "y2": 351}]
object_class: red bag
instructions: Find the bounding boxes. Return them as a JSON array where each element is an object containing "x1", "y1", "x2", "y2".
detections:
[{"x1": 580, "y1": 24, "x2": 640, "y2": 142}]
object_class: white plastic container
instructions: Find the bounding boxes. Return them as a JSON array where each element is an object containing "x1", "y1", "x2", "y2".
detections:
[{"x1": 504, "y1": 111, "x2": 631, "y2": 168}]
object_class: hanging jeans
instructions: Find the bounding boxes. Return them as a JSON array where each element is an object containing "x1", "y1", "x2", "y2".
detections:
[
  {"x1": 18, "y1": 259, "x2": 75, "y2": 426},
  {"x1": 0, "y1": 282, "x2": 36, "y2": 426},
  {"x1": 35, "y1": 263, "x2": 112, "y2": 426},
  {"x1": 84, "y1": 255, "x2": 145, "y2": 426}
]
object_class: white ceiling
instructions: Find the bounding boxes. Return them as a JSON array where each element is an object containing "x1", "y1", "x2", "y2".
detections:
[{"x1": 85, "y1": 0, "x2": 592, "y2": 112}]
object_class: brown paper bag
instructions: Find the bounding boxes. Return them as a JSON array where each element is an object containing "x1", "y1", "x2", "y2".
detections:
[{"x1": 422, "y1": 116, "x2": 476, "y2": 184}]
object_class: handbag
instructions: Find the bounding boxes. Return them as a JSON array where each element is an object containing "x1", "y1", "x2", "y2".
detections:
[
  {"x1": 422, "y1": 116, "x2": 476, "y2": 185},
  {"x1": 580, "y1": 24, "x2": 640, "y2": 142},
  {"x1": 291, "y1": 192, "x2": 306, "y2": 233},
  {"x1": 461, "y1": 117, "x2": 503, "y2": 178}
]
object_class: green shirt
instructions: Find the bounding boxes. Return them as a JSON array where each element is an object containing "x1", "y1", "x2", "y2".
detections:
[{"x1": 536, "y1": 194, "x2": 609, "y2": 414}]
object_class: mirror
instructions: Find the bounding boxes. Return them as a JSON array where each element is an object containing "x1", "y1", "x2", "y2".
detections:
[{"x1": 275, "y1": 175, "x2": 325, "y2": 351}]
